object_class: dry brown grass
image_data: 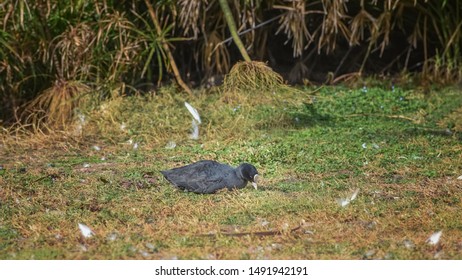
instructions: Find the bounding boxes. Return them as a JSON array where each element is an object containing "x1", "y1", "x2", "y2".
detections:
[
  {"x1": 221, "y1": 61, "x2": 303, "y2": 105},
  {"x1": 2, "y1": 153, "x2": 461, "y2": 259},
  {"x1": 20, "y1": 80, "x2": 92, "y2": 131},
  {"x1": 1, "y1": 81, "x2": 302, "y2": 153}
]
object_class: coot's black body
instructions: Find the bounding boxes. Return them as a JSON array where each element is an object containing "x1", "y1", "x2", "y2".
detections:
[{"x1": 161, "y1": 160, "x2": 258, "y2": 194}]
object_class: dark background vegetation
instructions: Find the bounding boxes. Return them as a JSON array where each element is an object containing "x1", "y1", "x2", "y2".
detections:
[{"x1": 1, "y1": 0, "x2": 461, "y2": 124}]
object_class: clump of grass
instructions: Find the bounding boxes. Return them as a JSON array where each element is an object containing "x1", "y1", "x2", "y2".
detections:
[
  {"x1": 222, "y1": 61, "x2": 284, "y2": 94},
  {"x1": 21, "y1": 80, "x2": 92, "y2": 131},
  {"x1": 221, "y1": 61, "x2": 304, "y2": 108}
]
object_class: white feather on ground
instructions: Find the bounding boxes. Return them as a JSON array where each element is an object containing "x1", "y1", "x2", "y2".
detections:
[
  {"x1": 184, "y1": 102, "x2": 201, "y2": 124},
  {"x1": 426, "y1": 230, "x2": 442, "y2": 245},
  {"x1": 78, "y1": 223, "x2": 94, "y2": 238},
  {"x1": 190, "y1": 119, "x2": 199, "y2": 140},
  {"x1": 338, "y1": 188, "x2": 360, "y2": 207},
  {"x1": 185, "y1": 102, "x2": 201, "y2": 140},
  {"x1": 350, "y1": 188, "x2": 360, "y2": 201}
]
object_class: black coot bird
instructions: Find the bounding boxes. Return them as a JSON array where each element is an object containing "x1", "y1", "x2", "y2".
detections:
[{"x1": 161, "y1": 160, "x2": 259, "y2": 194}]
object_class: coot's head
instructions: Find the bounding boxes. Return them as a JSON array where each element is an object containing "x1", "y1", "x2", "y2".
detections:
[{"x1": 238, "y1": 163, "x2": 259, "y2": 190}]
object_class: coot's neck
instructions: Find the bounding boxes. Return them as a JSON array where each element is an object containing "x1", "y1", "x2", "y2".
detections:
[{"x1": 235, "y1": 165, "x2": 246, "y2": 180}]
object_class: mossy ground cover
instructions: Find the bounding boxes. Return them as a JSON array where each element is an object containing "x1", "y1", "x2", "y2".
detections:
[{"x1": 1, "y1": 85, "x2": 462, "y2": 259}]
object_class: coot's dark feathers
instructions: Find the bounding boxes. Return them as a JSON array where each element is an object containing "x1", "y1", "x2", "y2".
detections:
[{"x1": 161, "y1": 160, "x2": 258, "y2": 194}]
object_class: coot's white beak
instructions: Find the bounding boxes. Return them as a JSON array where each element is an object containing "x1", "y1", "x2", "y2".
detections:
[{"x1": 251, "y1": 174, "x2": 259, "y2": 190}]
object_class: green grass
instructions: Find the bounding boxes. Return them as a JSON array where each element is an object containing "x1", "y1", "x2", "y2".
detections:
[{"x1": 1, "y1": 85, "x2": 462, "y2": 259}]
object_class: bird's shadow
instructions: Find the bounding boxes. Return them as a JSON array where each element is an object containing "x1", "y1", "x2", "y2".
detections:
[
  {"x1": 257, "y1": 102, "x2": 335, "y2": 130},
  {"x1": 291, "y1": 102, "x2": 334, "y2": 128}
]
